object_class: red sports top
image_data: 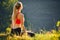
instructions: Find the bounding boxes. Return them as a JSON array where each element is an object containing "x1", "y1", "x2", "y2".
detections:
[{"x1": 15, "y1": 11, "x2": 21, "y2": 24}]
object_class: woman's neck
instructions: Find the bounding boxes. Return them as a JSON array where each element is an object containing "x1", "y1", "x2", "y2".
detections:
[
  {"x1": 16, "y1": 10, "x2": 21, "y2": 13},
  {"x1": 18, "y1": 9, "x2": 21, "y2": 13}
]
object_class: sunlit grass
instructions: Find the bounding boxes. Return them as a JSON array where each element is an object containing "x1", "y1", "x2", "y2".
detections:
[
  {"x1": 6, "y1": 33, "x2": 60, "y2": 40},
  {"x1": 0, "y1": 27, "x2": 60, "y2": 40},
  {"x1": 6, "y1": 30, "x2": 60, "y2": 40}
]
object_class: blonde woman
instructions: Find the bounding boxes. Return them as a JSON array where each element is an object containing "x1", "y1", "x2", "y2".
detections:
[{"x1": 11, "y1": 2, "x2": 26, "y2": 36}]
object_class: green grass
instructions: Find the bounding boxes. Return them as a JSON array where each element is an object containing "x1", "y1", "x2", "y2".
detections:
[
  {"x1": 0, "y1": 31, "x2": 60, "y2": 40},
  {"x1": 6, "y1": 33, "x2": 60, "y2": 40},
  {"x1": 0, "y1": 28, "x2": 60, "y2": 40}
]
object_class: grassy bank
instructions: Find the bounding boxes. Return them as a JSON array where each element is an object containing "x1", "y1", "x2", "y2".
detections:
[{"x1": 0, "y1": 30, "x2": 60, "y2": 40}]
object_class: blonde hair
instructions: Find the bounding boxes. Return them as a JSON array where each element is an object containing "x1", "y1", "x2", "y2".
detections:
[{"x1": 12, "y1": 2, "x2": 23, "y2": 20}]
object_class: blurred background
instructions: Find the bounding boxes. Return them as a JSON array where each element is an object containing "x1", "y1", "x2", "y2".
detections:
[{"x1": 0, "y1": 0, "x2": 60, "y2": 33}]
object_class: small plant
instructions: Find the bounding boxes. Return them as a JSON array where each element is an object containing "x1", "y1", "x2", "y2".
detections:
[{"x1": 6, "y1": 27, "x2": 11, "y2": 34}]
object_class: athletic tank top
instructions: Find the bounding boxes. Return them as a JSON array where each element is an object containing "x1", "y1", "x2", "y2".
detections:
[{"x1": 15, "y1": 12, "x2": 21, "y2": 24}]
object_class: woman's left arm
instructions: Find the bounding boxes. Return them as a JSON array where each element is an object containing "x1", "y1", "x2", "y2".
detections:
[{"x1": 20, "y1": 14, "x2": 26, "y2": 33}]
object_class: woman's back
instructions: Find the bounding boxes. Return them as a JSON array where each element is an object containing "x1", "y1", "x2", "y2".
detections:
[{"x1": 15, "y1": 12, "x2": 21, "y2": 25}]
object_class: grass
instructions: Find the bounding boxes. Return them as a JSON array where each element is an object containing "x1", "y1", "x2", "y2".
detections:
[
  {"x1": 0, "y1": 27, "x2": 60, "y2": 40},
  {"x1": 0, "y1": 31, "x2": 60, "y2": 40},
  {"x1": 6, "y1": 32, "x2": 60, "y2": 40}
]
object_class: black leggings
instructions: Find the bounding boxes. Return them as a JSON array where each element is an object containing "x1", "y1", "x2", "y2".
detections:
[{"x1": 11, "y1": 28, "x2": 21, "y2": 36}]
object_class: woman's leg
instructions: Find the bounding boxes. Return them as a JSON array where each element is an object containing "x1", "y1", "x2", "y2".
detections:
[
  {"x1": 15, "y1": 28, "x2": 21, "y2": 35},
  {"x1": 11, "y1": 28, "x2": 21, "y2": 36}
]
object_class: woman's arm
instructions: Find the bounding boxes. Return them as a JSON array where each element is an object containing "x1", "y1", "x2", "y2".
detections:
[
  {"x1": 11, "y1": 13, "x2": 15, "y2": 28},
  {"x1": 20, "y1": 14, "x2": 26, "y2": 33}
]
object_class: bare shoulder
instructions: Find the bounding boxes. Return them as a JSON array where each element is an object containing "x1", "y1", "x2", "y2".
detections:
[
  {"x1": 20, "y1": 13, "x2": 25, "y2": 21},
  {"x1": 21, "y1": 13, "x2": 24, "y2": 17}
]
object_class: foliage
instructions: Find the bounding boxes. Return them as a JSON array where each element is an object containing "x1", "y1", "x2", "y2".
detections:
[
  {"x1": 6, "y1": 27, "x2": 11, "y2": 34},
  {"x1": 56, "y1": 21, "x2": 60, "y2": 27},
  {"x1": 6, "y1": 30, "x2": 60, "y2": 40},
  {"x1": 0, "y1": 0, "x2": 18, "y2": 32},
  {"x1": 4, "y1": 29, "x2": 60, "y2": 40},
  {"x1": 0, "y1": 29, "x2": 60, "y2": 40}
]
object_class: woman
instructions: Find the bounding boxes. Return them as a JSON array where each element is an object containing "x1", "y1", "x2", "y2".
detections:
[{"x1": 11, "y1": 2, "x2": 26, "y2": 36}]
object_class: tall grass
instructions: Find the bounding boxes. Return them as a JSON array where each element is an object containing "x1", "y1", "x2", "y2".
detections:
[
  {"x1": 6, "y1": 29, "x2": 60, "y2": 40},
  {"x1": 6, "y1": 33, "x2": 60, "y2": 40},
  {"x1": 0, "y1": 27, "x2": 60, "y2": 40}
]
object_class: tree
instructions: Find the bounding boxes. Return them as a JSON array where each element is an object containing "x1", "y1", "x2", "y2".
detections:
[{"x1": 0, "y1": 0, "x2": 18, "y2": 32}]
